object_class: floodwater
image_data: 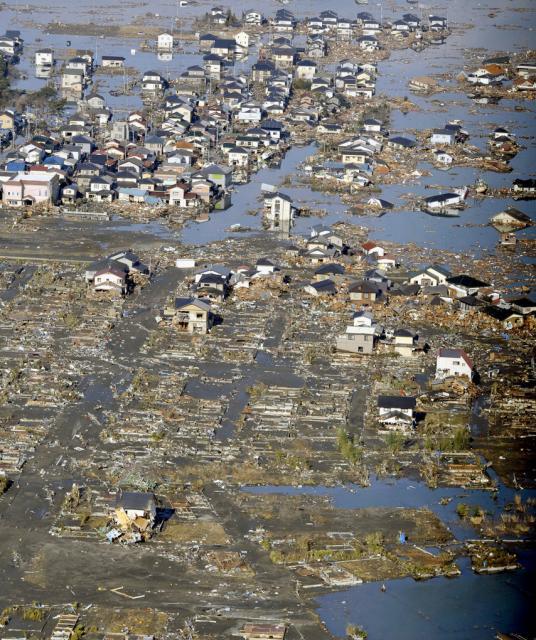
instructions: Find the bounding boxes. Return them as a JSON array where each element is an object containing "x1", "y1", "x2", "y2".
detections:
[
  {"x1": 5, "y1": 0, "x2": 535, "y2": 253},
  {"x1": 244, "y1": 479, "x2": 536, "y2": 638},
  {"x1": 317, "y1": 553, "x2": 535, "y2": 640},
  {"x1": 244, "y1": 477, "x2": 536, "y2": 543}
]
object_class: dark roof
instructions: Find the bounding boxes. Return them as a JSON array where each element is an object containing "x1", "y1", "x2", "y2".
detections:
[
  {"x1": 315, "y1": 263, "x2": 345, "y2": 275},
  {"x1": 447, "y1": 275, "x2": 489, "y2": 288},
  {"x1": 458, "y1": 295, "x2": 484, "y2": 307},
  {"x1": 198, "y1": 273, "x2": 226, "y2": 284},
  {"x1": 115, "y1": 491, "x2": 155, "y2": 510},
  {"x1": 212, "y1": 38, "x2": 237, "y2": 48},
  {"x1": 394, "y1": 328, "x2": 415, "y2": 338},
  {"x1": 438, "y1": 348, "x2": 473, "y2": 368},
  {"x1": 377, "y1": 395, "x2": 416, "y2": 410},
  {"x1": 87, "y1": 258, "x2": 128, "y2": 274},
  {"x1": 389, "y1": 136, "x2": 416, "y2": 148},
  {"x1": 494, "y1": 207, "x2": 531, "y2": 223},
  {"x1": 482, "y1": 305, "x2": 521, "y2": 321},
  {"x1": 509, "y1": 297, "x2": 536, "y2": 308},
  {"x1": 309, "y1": 279, "x2": 336, "y2": 293},
  {"x1": 348, "y1": 280, "x2": 379, "y2": 294}
]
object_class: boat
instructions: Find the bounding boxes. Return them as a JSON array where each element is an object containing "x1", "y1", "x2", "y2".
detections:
[{"x1": 355, "y1": 0, "x2": 369, "y2": 4}]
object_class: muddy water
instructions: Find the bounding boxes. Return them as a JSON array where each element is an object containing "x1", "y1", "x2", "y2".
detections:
[
  {"x1": 244, "y1": 479, "x2": 536, "y2": 638},
  {"x1": 5, "y1": 0, "x2": 534, "y2": 252}
]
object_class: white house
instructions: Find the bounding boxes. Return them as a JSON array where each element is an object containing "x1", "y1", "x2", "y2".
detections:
[
  {"x1": 434, "y1": 149, "x2": 453, "y2": 165},
  {"x1": 228, "y1": 146, "x2": 249, "y2": 167},
  {"x1": 408, "y1": 265, "x2": 451, "y2": 287},
  {"x1": 35, "y1": 48, "x2": 54, "y2": 66},
  {"x1": 430, "y1": 129, "x2": 455, "y2": 145},
  {"x1": 436, "y1": 348, "x2": 473, "y2": 380},
  {"x1": 235, "y1": 31, "x2": 250, "y2": 50},
  {"x1": 295, "y1": 60, "x2": 317, "y2": 81},
  {"x1": 377, "y1": 395, "x2": 416, "y2": 429},
  {"x1": 157, "y1": 33, "x2": 174, "y2": 50},
  {"x1": 237, "y1": 103, "x2": 262, "y2": 123},
  {"x1": 94, "y1": 266, "x2": 127, "y2": 295},
  {"x1": 266, "y1": 191, "x2": 295, "y2": 226}
]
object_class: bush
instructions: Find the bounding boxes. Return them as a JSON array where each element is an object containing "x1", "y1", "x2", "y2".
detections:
[{"x1": 337, "y1": 428, "x2": 363, "y2": 466}]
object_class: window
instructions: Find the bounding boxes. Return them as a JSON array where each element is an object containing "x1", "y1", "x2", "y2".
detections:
[{"x1": 196, "y1": 313, "x2": 203, "y2": 318}]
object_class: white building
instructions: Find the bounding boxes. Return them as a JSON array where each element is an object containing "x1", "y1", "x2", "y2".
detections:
[
  {"x1": 235, "y1": 31, "x2": 250, "y2": 50},
  {"x1": 436, "y1": 348, "x2": 473, "y2": 380},
  {"x1": 157, "y1": 33, "x2": 174, "y2": 50},
  {"x1": 35, "y1": 48, "x2": 54, "y2": 66},
  {"x1": 377, "y1": 395, "x2": 416, "y2": 429}
]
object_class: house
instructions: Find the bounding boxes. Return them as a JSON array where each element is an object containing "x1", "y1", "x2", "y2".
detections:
[
  {"x1": 244, "y1": 10, "x2": 263, "y2": 26},
  {"x1": 387, "y1": 136, "x2": 416, "y2": 150},
  {"x1": 393, "y1": 328, "x2": 417, "y2": 357},
  {"x1": 512, "y1": 179, "x2": 536, "y2": 196},
  {"x1": 336, "y1": 324, "x2": 376, "y2": 355},
  {"x1": 363, "y1": 118, "x2": 382, "y2": 133},
  {"x1": 376, "y1": 254, "x2": 397, "y2": 270},
  {"x1": 237, "y1": 103, "x2": 262, "y2": 124},
  {"x1": 430, "y1": 129, "x2": 455, "y2": 145},
  {"x1": 295, "y1": 60, "x2": 317, "y2": 81},
  {"x1": 433, "y1": 149, "x2": 453, "y2": 165},
  {"x1": 101, "y1": 55, "x2": 125, "y2": 68},
  {"x1": 408, "y1": 265, "x2": 451, "y2": 287},
  {"x1": 429, "y1": 15, "x2": 448, "y2": 30},
  {"x1": 377, "y1": 396, "x2": 416, "y2": 429},
  {"x1": 0, "y1": 109, "x2": 17, "y2": 130},
  {"x1": 314, "y1": 263, "x2": 345, "y2": 281},
  {"x1": 2, "y1": 171, "x2": 60, "y2": 207},
  {"x1": 423, "y1": 192, "x2": 465, "y2": 211},
  {"x1": 252, "y1": 61, "x2": 275, "y2": 82},
  {"x1": 94, "y1": 265, "x2": 128, "y2": 295},
  {"x1": 108, "y1": 249, "x2": 148, "y2": 274},
  {"x1": 35, "y1": 48, "x2": 54, "y2": 66},
  {"x1": 392, "y1": 19, "x2": 410, "y2": 32},
  {"x1": 87, "y1": 93, "x2": 105, "y2": 110},
  {"x1": 446, "y1": 275, "x2": 490, "y2": 298},
  {"x1": 273, "y1": 9, "x2": 296, "y2": 33},
  {"x1": 507, "y1": 297, "x2": 535, "y2": 316},
  {"x1": 228, "y1": 146, "x2": 249, "y2": 167},
  {"x1": 481, "y1": 306, "x2": 524, "y2": 329},
  {"x1": 166, "y1": 297, "x2": 212, "y2": 333},
  {"x1": 235, "y1": 31, "x2": 250, "y2": 50},
  {"x1": 348, "y1": 280, "x2": 381, "y2": 303},
  {"x1": 266, "y1": 192, "x2": 295, "y2": 228},
  {"x1": 114, "y1": 491, "x2": 156, "y2": 528},
  {"x1": 436, "y1": 348, "x2": 474, "y2": 380},
  {"x1": 198, "y1": 164, "x2": 233, "y2": 189},
  {"x1": 157, "y1": 33, "x2": 174, "y2": 50},
  {"x1": 490, "y1": 207, "x2": 532, "y2": 228},
  {"x1": 271, "y1": 47, "x2": 295, "y2": 69},
  {"x1": 304, "y1": 279, "x2": 337, "y2": 297},
  {"x1": 211, "y1": 38, "x2": 236, "y2": 59},
  {"x1": 194, "y1": 272, "x2": 229, "y2": 302},
  {"x1": 358, "y1": 35, "x2": 379, "y2": 51},
  {"x1": 61, "y1": 69, "x2": 84, "y2": 92},
  {"x1": 362, "y1": 241, "x2": 385, "y2": 257},
  {"x1": 141, "y1": 71, "x2": 165, "y2": 92}
]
